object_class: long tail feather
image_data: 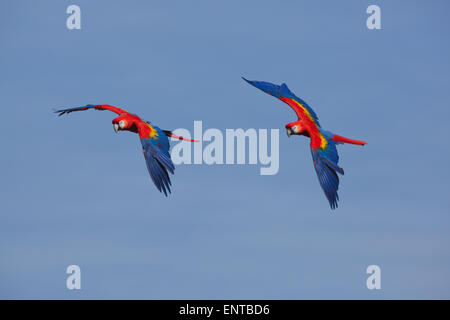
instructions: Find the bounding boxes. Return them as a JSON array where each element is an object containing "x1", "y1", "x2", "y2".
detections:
[
  {"x1": 163, "y1": 130, "x2": 199, "y2": 142},
  {"x1": 331, "y1": 134, "x2": 367, "y2": 146}
]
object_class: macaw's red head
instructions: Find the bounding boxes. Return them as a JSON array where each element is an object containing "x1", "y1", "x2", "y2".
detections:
[
  {"x1": 285, "y1": 122, "x2": 304, "y2": 137},
  {"x1": 112, "y1": 116, "x2": 133, "y2": 133}
]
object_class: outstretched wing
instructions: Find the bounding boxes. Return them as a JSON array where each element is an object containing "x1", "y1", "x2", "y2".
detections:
[
  {"x1": 138, "y1": 123, "x2": 175, "y2": 196},
  {"x1": 242, "y1": 78, "x2": 321, "y2": 127},
  {"x1": 311, "y1": 132, "x2": 344, "y2": 210},
  {"x1": 55, "y1": 104, "x2": 128, "y2": 116}
]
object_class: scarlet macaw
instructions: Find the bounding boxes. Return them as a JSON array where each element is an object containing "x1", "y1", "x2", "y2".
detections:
[
  {"x1": 55, "y1": 104, "x2": 197, "y2": 196},
  {"x1": 243, "y1": 78, "x2": 367, "y2": 209}
]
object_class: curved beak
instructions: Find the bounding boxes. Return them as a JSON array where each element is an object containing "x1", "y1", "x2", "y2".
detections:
[
  {"x1": 113, "y1": 123, "x2": 119, "y2": 133},
  {"x1": 286, "y1": 128, "x2": 292, "y2": 137}
]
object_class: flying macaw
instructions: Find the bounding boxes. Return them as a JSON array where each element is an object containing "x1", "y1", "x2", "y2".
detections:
[
  {"x1": 243, "y1": 78, "x2": 367, "y2": 209},
  {"x1": 55, "y1": 104, "x2": 197, "y2": 196}
]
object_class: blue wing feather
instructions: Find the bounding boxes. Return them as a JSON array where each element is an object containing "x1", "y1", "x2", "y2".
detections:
[
  {"x1": 312, "y1": 150, "x2": 340, "y2": 209},
  {"x1": 311, "y1": 134, "x2": 344, "y2": 209},
  {"x1": 141, "y1": 126, "x2": 175, "y2": 196},
  {"x1": 55, "y1": 105, "x2": 95, "y2": 116},
  {"x1": 242, "y1": 78, "x2": 321, "y2": 127}
]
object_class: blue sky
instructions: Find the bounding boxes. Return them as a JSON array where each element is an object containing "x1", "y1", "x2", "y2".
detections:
[{"x1": 1, "y1": 0, "x2": 449, "y2": 299}]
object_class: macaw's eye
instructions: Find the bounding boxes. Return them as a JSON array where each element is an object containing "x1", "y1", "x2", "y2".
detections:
[
  {"x1": 292, "y1": 126, "x2": 298, "y2": 133},
  {"x1": 119, "y1": 120, "x2": 125, "y2": 129}
]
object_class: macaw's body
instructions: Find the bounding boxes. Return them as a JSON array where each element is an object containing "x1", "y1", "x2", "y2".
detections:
[
  {"x1": 243, "y1": 78, "x2": 367, "y2": 209},
  {"x1": 55, "y1": 104, "x2": 196, "y2": 196}
]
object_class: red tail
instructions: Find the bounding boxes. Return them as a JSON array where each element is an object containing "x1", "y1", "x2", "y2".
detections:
[
  {"x1": 163, "y1": 130, "x2": 199, "y2": 142},
  {"x1": 332, "y1": 134, "x2": 367, "y2": 146}
]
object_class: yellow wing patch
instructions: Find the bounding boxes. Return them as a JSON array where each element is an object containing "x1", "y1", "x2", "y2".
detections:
[
  {"x1": 291, "y1": 99, "x2": 316, "y2": 124},
  {"x1": 319, "y1": 135, "x2": 328, "y2": 149},
  {"x1": 290, "y1": 98, "x2": 327, "y2": 149},
  {"x1": 147, "y1": 123, "x2": 159, "y2": 139}
]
